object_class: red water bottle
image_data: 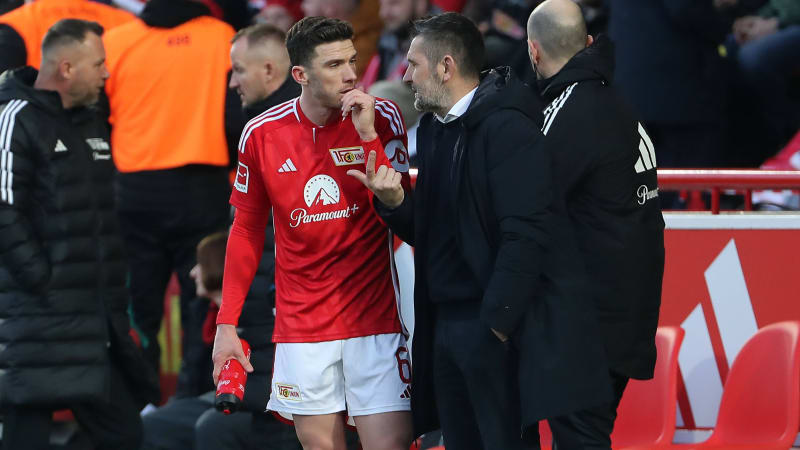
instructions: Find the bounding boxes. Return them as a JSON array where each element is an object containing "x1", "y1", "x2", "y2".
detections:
[{"x1": 215, "y1": 338, "x2": 251, "y2": 415}]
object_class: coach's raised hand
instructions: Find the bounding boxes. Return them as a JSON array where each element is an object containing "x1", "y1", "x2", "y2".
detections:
[
  {"x1": 341, "y1": 89, "x2": 378, "y2": 142},
  {"x1": 347, "y1": 150, "x2": 404, "y2": 209}
]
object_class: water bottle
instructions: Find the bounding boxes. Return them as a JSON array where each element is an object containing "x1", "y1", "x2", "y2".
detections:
[{"x1": 215, "y1": 338, "x2": 251, "y2": 415}]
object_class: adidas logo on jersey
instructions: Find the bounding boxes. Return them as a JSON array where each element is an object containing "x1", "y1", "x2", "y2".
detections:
[
  {"x1": 54, "y1": 139, "x2": 67, "y2": 152},
  {"x1": 278, "y1": 158, "x2": 297, "y2": 173}
]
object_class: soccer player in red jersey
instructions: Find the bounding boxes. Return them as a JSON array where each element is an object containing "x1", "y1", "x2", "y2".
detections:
[{"x1": 211, "y1": 16, "x2": 413, "y2": 450}]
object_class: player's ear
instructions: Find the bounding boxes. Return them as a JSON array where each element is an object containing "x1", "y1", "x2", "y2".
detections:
[{"x1": 291, "y1": 65, "x2": 308, "y2": 86}]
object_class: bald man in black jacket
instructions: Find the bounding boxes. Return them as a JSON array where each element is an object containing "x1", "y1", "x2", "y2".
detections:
[{"x1": 526, "y1": 1, "x2": 666, "y2": 448}]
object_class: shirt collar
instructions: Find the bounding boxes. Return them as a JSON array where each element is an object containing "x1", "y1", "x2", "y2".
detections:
[{"x1": 435, "y1": 87, "x2": 477, "y2": 123}]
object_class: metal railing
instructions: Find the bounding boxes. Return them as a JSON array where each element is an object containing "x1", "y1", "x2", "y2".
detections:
[
  {"x1": 657, "y1": 170, "x2": 800, "y2": 213},
  {"x1": 408, "y1": 168, "x2": 800, "y2": 214}
]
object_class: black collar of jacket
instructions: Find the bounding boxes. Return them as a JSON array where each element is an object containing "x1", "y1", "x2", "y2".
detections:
[
  {"x1": 140, "y1": 0, "x2": 212, "y2": 28},
  {"x1": 538, "y1": 34, "x2": 615, "y2": 103},
  {"x1": 461, "y1": 65, "x2": 543, "y2": 129},
  {"x1": 242, "y1": 75, "x2": 301, "y2": 120},
  {"x1": 0, "y1": 67, "x2": 98, "y2": 121},
  {"x1": 0, "y1": 67, "x2": 66, "y2": 114}
]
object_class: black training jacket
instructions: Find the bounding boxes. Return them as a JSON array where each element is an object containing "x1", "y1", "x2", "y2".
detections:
[
  {"x1": 536, "y1": 35, "x2": 666, "y2": 380},
  {"x1": 0, "y1": 67, "x2": 158, "y2": 407}
]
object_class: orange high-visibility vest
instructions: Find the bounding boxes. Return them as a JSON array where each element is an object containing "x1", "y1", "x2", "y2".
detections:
[
  {"x1": 104, "y1": 16, "x2": 234, "y2": 173},
  {"x1": 0, "y1": 0, "x2": 135, "y2": 68}
]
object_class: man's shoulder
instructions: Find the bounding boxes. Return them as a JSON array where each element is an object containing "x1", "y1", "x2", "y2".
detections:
[
  {"x1": 0, "y1": 96, "x2": 33, "y2": 127},
  {"x1": 551, "y1": 80, "x2": 626, "y2": 113},
  {"x1": 373, "y1": 97, "x2": 405, "y2": 139},
  {"x1": 543, "y1": 81, "x2": 635, "y2": 135},
  {"x1": 239, "y1": 99, "x2": 300, "y2": 149}
]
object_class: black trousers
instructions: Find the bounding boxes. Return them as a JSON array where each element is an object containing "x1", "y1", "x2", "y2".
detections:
[
  {"x1": 432, "y1": 302, "x2": 528, "y2": 450},
  {"x1": 117, "y1": 205, "x2": 227, "y2": 395},
  {"x1": 547, "y1": 372, "x2": 629, "y2": 450},
  {"x1": 1, "y1": 361, "x2": 143, "y2": 450}
]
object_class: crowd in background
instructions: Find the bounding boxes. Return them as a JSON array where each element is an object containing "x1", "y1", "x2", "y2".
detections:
[
  {"x1": 0, "y1": 0, "x2": 797, "y2": 449},
  {"x1": 1, "y1": 0, "x2": 798, "y2": 170}
]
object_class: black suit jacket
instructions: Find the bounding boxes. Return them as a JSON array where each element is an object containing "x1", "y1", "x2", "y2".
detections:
[{"x1": 378, "y1": 67, "x2": 613, "y2": 443}]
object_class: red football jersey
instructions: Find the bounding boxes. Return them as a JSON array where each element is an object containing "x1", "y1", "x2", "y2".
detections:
[{"x1": 224, "y1": 97, "x2": 410, "y2": 342}]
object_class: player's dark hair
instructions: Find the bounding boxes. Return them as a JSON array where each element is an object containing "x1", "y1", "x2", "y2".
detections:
[
  {"x1": 41, "y1": 19, "x2": 104, "y2": 57},
  {"x1": 285, "y1": 16, "x2": 354, "y2": 67},
  {"x1": 411, "y1": 12, "x2": 485, "y2": 80}
]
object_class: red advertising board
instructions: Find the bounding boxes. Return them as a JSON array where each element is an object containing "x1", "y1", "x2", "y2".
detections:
[{"x1": 661, "y1": 214, "x2": 800, "y2": 443}]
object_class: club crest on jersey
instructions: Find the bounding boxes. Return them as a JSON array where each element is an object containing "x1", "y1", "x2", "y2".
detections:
[
  {"x1": 329, "y1": 146, "x2": 365, "y2": 166},
  {"x1": 275, "y1": 383, "x2": 302, "y2": 401},
  {"x1": 234, "y1": 162, "x2": 249, "y2": 193}
]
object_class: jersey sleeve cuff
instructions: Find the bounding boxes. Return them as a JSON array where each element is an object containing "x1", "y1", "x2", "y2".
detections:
[{"x1": 215, "y1": 310, "x2": 239, "y2": 326}]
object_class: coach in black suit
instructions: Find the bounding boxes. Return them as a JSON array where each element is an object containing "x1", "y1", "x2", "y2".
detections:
[{"x1": 349, "y1": 12, "x2": 612, "y2": 450}]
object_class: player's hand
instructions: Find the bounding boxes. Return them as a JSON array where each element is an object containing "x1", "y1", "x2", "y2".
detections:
[
  {"x1": 347, "y1": 150, "x2": 404, "y2": 209},
  {"x1": 341, "y1": 89, "x2": 378, "y2": 142},
  {"x1": 212, "y1": 324, "x2": 253, "y2": 385}
]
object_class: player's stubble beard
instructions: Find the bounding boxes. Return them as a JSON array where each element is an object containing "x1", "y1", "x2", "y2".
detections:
[
  {"x1": 308, "y1": 71, "x2": 353, "y2": 111},
  {"x1": 412, "y1": 71, "x2": 449, "y2": 114}
]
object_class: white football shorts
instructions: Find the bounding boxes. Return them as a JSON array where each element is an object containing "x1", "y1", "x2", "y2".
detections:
[{"x1": 267, "y1": 332, "x2": 411, "y2": 421}]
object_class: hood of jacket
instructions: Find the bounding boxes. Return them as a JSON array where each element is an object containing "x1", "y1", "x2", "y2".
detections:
[
  {"x1": 140, "y1": 0, "x2": 212, "y2": 28},
  {"x1": 0, "y1": 67, "x2": 65, "y2": 114},
  {"x1": 537, "y1": 34, "x2": 615, "y2": 103},
  {"x1": 461, "y1": 65, "x2": 543, "y2": 129}
]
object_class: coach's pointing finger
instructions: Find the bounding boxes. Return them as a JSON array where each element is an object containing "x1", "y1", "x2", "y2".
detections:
[{"x1": 347, "y1": 151, "x2": 404, "y2": 209}]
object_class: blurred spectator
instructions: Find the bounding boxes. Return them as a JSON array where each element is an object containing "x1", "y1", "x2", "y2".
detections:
[
  {"x1": 112, "y1": 0, "x2": 254, "y2": 29},
  {"x1": 211, "y1": 0, "x2": 253, "y2": 30},
  {"x1": 254, "y1": 0, "x2": 304, "y2": 31},
  {"x1": 607, "y1": 0, "x2": 732, "y2": 168},
  {"x1": 753, "y1": 130, "x2": 800, "y2": 210},
  {"x1": 142, "y1": 26, "x2": 302, "y2": 449},
  {"x1": 360, "y1": 0, "x2": 436, "y2": 89},
  {"x1": 0, "y1": 19, "x2": 159, "y2": 450},
  {"x1": 103, "y1": 0, "x2": 236, "y2": 397},
  {"x1": 142, "y1": 230, "x2": 302, "y2": 450},
  {"x1": 434, "y1": 0, "x2": 467, "y2": 11},
  {"x1": 230, "y1": 23, "x2": 300, "y2": 117},
  {"x1": 0, "y1": 0, "x2": 22, "y2": 15},
  {"x1": 0, "y1": 0, "x2": 135, "y2": 69},
  {"x1": 0, "y1": 23, "x2": 25, "y2": 72},
  {"x1": 111, "y1": 0, "x2": 147, "y2": 15},
  {"x1": 301, "y1": 0, "x2": 383, "y2": 77},
  {"x1": 575, "y1": 0, "x2": 608, "y2": 36},
  {"x1": 458, "y1": 1, "x2": 541, "y2": 84},
  {"x1": 730, "y1": 0, "x2": 800, "y2": 154}
]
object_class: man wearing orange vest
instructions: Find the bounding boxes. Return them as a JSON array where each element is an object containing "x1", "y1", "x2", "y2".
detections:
[
  {"x1": 0, "y1": 0, "x2": 134, "y2": 69},
  {"x1": 104, "y1": 0, "x2": 238, "y2": 398}
]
